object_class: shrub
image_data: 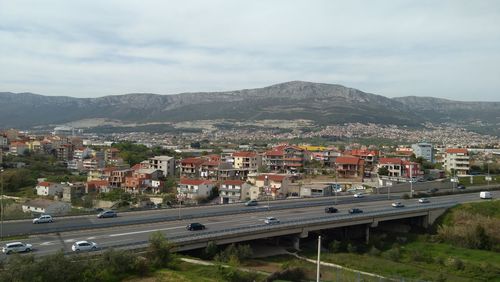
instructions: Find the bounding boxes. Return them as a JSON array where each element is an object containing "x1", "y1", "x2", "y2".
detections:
[
  {"x1": 368, "y1": 246, "x2": 381, "y2": 257},
  {"x1": 203, "y1": 241, "x2": 218, "y2": 259},
  {"x1": 265, "y1": 267, "x2": 306, "y2": 282},
  {"x1": 215, "y1": 243, "x2": 253, "y2": 263},
  {"x1": 329, "y1": 240, "x2": 342, "y2": 253},
  {"x1": 347, "y1": 242, "x2": 358, "y2": 253},
  {"x1": 384, "y1": 246, "x2": 401, "y2": 262}
]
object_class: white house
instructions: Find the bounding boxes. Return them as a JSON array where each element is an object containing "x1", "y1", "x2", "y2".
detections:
[
  {"x1": 35, "y1": 182, "x2": 65, "y2": 196},
  {"x1": 177, "y1": 179, "x2": 214, "y2": 203},
  {"x1": 22, "y1": 199, "x2": 71, "y2": 215},
  {"x1": 219, "y1": 180, "x2": 247, "y2": 204}
]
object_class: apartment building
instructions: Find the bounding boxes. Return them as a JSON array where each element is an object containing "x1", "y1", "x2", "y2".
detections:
[
  {"x1": 444, "y1": 148, "x2": 470, "y2": 176},
  {"x1": 148, "y1": 155, "x2": 175, "y2": 177},
  {"x1": 412, "y1": 142, "x2": 434, "y2": 163}
]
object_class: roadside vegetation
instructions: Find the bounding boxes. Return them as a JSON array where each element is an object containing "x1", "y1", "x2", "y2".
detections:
[{"x1": 288, "y1": 200, "x2": 500, "y2": 281}]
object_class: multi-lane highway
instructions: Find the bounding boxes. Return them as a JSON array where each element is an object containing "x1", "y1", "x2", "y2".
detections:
[
  {"x1": 2, "y1": 193, "x2": 397, "y2": 237},
  {"x1": 0, "y1": 191, "x2": 496, "y2": 259}
]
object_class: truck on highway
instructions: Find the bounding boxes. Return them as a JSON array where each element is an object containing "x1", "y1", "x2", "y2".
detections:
[{"x1": 480, "y1": 191, "x2": 492, "y2": 199}]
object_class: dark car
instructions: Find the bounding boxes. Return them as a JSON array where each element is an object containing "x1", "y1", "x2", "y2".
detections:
[
  {"x1": 325, "y1": 207, "x2": 338, "y2": 213},
  {"x1": 348, "y1": 208, "x2": 363, "y2": 214},
  {"x1": 427, "y1": 188, "x2": 439, "y2": 194},
  {"x1": 97, "y1": 210, "x2": 117, "y2": 218},
  {"x1": 457, "y1": 184, "x2": 466, "y2": 190},
  {"x1": 186, "y1": 223, "x2": 206, "y2": 231}
]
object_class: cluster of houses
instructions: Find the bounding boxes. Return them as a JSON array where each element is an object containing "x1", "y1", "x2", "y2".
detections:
[{"x1": 1, "y1": 129, "x2": 476, "y2": 212}]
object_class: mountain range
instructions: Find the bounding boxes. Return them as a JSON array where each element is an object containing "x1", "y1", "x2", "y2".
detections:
[{"x1": 1, "y1": 81, "x2": 499, "y2": 132}]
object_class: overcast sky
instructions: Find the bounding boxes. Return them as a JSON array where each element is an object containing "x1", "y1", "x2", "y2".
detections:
[{"x1": 1, "y1": 1, "x2": 499, "y2": 101}]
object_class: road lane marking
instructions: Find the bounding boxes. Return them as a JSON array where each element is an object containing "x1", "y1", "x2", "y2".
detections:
[
  {"x1": 109, "y1": 226, "x2": 180, "y2": 237},
  {"x1": 40, "y1": 241, "x2": 55, "y2": 246},
  {"x1": 64, "y1": 239, "x2": 76, "y2": 243}
]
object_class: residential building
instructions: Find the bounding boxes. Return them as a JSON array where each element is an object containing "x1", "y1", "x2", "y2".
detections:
[
  {"x1": 35, "y1": 182, "x2": 65, "y2": 196},
  {"x1": 109, "y1": 169, "x2": 133, "y2": 188},
  {"x1": 148, "y1": 155, "x2": 175, "y2": 177},
  {"x1": 180, "y1": 157, "x2": 204, "y2": 178},
  {"x1": 378, "y1": 158, "x2": 421, "y2": 178},
  {"x1": 22, "y1": 199, "x2": 71, "y2": 215},
  {"x1": 9, "y1": 141, "x2": 27, "y2": 155},
  {"x1": 412, "y1": 142, "x2": 434, "y2": 163},
  {"x1": 444, "y1": 148, "x2": 470, "y2": 176},
  {"x1": 62, "y1": 183, "x2": 85, "y2": 202},
  {"x1": 26, "y1": 140, "x2": 42, "y2": 153},
  {"x1": 335, "y1": 156, "x2": 364, "y2": 178},
  {"x1": 300, "y1": 184, "x2": 333, "y2": 197},
  {"x1": 345, "y1": 149, "x2": 379, "y2": 169},
  {"x1": 0, "y1": 134, "x2": 8, "y2": 148},
  {"x1": 57, "y1": 144, "x2": 73, "y2": 162},
  {"x1": 104, "y1": 148, "x2": 120, "y2": 163},
  {"x1": 232, "y1": 151, "x2": 260, "y2": 170},
  {"x1": 253, "y1": 174, "x2": 293, "y2": 198},
  {"x1": 177, "y1": 179, "x2": 214, "y2": 202},
  {"x1": 241, "y1": 184, "x2": 260, "y2": 201},
  {"x1": 264, "y1": 145, "x2": 307, "y2": 173},
  {"x1": 219, "y1": 180, "x2": 245, "y2": 204},
  {"x1": 85, "y1": 180, "x2": 109, "y2": 193}
]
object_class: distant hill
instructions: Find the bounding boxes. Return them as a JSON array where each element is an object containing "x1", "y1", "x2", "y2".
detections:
[{"x1": 1, "y1": 81, "x2": 499, "y2": 130}]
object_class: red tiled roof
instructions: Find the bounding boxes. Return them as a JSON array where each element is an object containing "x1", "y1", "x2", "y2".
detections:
[
  {"x1": 202, "y1": 160, "x2": 220, "y2": 166},
  {"x1": 233, "y1": 151, "x2": 257, "y2": 158},
  {"x1": 395, "y1": 150, "x2": 413, "y2": 156},
  {"x1": 223, "y1": 180, "x2": 244, "y2": 186},
  {"x1": 348, "y1": 149, "x2": 378, "y2": 157},
  {"x1": 37, "y1": 181, "x2": 52, "y2": 187},
  {"x1": 379, "y1": 158, "x2": 404, "y2": 165},
  {"x1": 446, "y1": 148, "x2": 468, "y2": 154},
  {"x1": 180, "y1": 179, "x2": 212, "y2": 186},
  {"x1": 257, "y1": 174, "x2": 287, "y2": 182},
  {"x1": 265, "y1": 150, "x2": 284, "y2": 156},
  {"x1": 335, "y1": 156, "x2": 361, "y2": 165},
  {"x1": 181, "y1": 157, "x2": 205, "y2": 165},
  {"x1": 131, "y1": 164, "x2": 142, "y2": 170}
]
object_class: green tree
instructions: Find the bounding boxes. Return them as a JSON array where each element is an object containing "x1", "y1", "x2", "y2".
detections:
[
  {"x1": 147, "y1": 231, "x2": 173, "y2": 269},
  {"x1": 377, "y1": 166, "x2": 389, "y2": 176}
]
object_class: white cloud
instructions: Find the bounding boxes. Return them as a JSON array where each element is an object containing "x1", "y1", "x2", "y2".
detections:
[{"x1": 0, "y1": 0, "x2": 499, "y2": 101}]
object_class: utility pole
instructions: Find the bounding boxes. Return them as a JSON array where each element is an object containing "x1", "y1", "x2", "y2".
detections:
[{"x1": 316, "y1": 235, "x2": 321, "y2": 282}]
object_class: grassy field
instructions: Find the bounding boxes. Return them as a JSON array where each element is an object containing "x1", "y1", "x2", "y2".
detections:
[
  {"x1": 125, "y1": 260, "x2": 267, "y2": 282},
  {"x1": 459, "y1": 175, "x2": 500, "y2": 185}
]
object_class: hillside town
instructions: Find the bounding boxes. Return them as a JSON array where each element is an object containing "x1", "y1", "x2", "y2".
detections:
[{"x1": 0, "y1": 127, "x2": 498, "y2": 217}]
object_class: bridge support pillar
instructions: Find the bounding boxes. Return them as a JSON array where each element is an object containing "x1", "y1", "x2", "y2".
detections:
[
  {"x1": 422, "y1": 215, "x2": 429, "y2": 229},
  {"x1": 365, "y1": 224, "x2": 370, "y2": 244},
  {"x1": 293, "y1": 236, "x2": 301, "y2": 251}
]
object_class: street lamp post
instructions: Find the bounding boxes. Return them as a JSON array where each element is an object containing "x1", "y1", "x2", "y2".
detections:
[
  {"x1": 334, "y1": 164, "x2": 338, "y2": 205},
  {"x1": 265, "y1": 175, "x2": 270, "y2": 211},
  {"x1": 1, "y1": 169, "x2": 4, "y2": 241},
  {"x1": 410, "y1": 163, "x2": 413, "y2": 198}
]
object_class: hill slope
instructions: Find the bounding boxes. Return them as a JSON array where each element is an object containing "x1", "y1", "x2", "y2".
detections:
[{"x1": 0, "y1": 81, "x2": 499, "y2": 129}]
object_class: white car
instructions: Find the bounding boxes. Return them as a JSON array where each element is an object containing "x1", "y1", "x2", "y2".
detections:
[
  {"x1": 264, "y1": 217, "x2": 280, "y2": 225},
  {"x1": 71, "y1": 241, "x2": 98, "y2": 252},
  {"x1": 353, "y1": 193, "x2": 364, "y2": 198},
  {"x1": 392, "y1": 202, "x2": 404, "y2": 208},
  {"x1": 418, "y1": 198, "x2": 430, "y2": 203},
  {"x1": 33, "y1": 215, "x2": 53, "y2": 224},
  {"x1": 2, "y1": 242, "x2": 33, "y2": 254}
]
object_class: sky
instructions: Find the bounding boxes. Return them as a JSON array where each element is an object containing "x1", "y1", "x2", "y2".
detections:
[{"x1": 1, "y1": 1, "x2": 499, "y2": 101}]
